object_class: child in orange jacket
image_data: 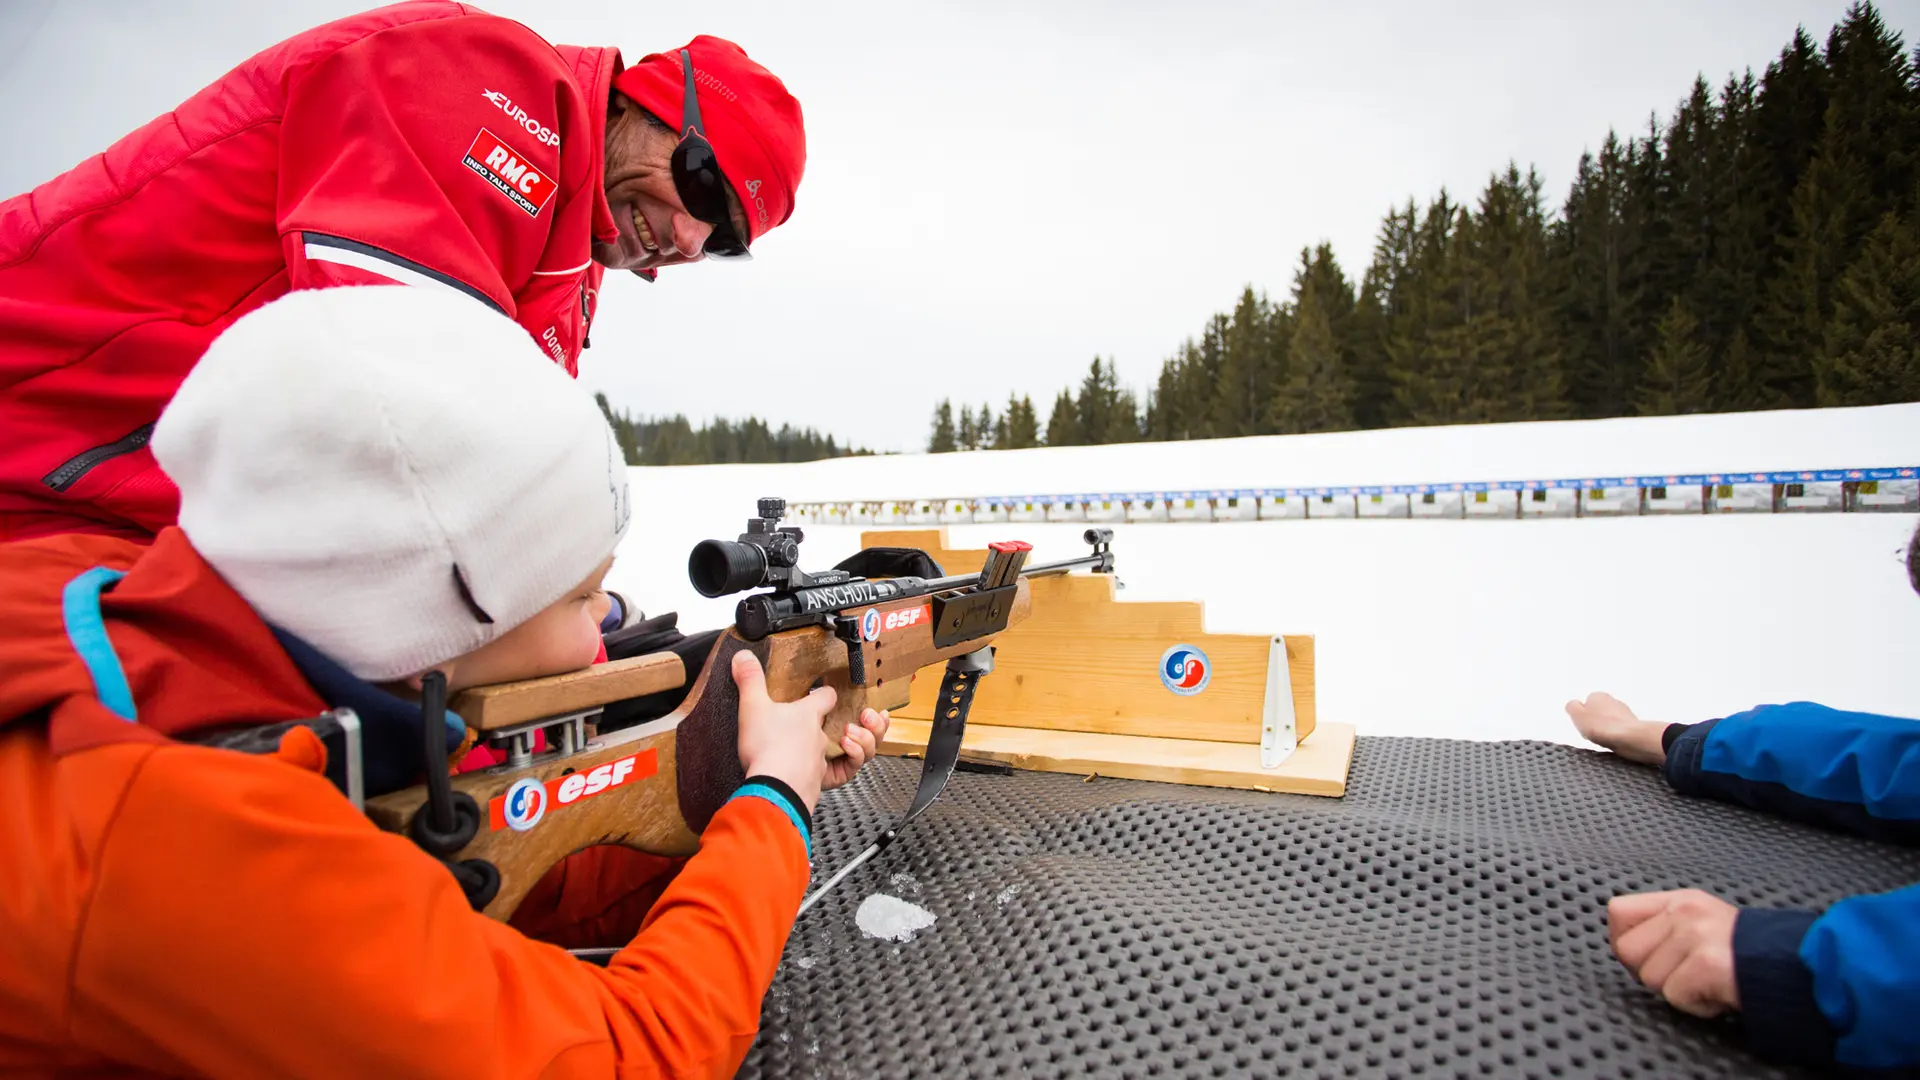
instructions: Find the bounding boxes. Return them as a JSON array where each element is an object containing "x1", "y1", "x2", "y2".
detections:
[{"x1": 0, "y1": 285, "x2": 884, "y2": 1078}]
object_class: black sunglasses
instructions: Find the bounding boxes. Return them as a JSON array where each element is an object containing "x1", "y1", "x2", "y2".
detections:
[{"x1": 669, "y1": 48, "x2": 752, "y2": 260}]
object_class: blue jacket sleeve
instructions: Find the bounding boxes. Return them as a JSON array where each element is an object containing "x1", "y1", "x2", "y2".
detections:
[
  {"x1": 1736, "y1": 886, "x2": 1920, "y2": 1071},
  {"x1": 1663, "y1": 703, "x2": 1920, "y2": 845},
  {"x1": 1665, "y1": 703, "x2": 1920, "y2": 1070}
]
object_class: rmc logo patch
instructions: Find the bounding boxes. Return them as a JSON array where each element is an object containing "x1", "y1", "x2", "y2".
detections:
[
  {"x1": 462, "y1": 128, "x2": 556, "y2": 217},
  {"x1": 1160, "y1": 644, "x2": 1210, "y2": 696}
]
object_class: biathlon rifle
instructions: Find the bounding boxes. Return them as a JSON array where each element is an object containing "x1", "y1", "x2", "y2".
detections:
[{"x1": 363, "y1": 498, "x2": 1115, "y2": 924}]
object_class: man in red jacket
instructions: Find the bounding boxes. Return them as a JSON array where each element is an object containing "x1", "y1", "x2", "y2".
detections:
[{"x1": 0, "y1": 1, "x2": 806, "y2": 542}]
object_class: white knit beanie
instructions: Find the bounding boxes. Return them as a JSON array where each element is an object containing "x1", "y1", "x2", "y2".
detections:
[{"x1": 151, "y1": 286, "x2": 633, "y2": 682}]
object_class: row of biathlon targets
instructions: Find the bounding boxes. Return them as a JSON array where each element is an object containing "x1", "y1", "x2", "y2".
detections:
[{"x1": 785, "y1": 477, "x2": 1920, "y2": 525}]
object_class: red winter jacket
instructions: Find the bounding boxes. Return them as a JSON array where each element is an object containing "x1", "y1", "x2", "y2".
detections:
[{"x1": 0, "y1": 2, "x2": 621, "y2": 542}]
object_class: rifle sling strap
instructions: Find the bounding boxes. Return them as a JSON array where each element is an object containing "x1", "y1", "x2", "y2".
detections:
[{"x1": 795, "y1": 645, "x2": 994, "y2": 916}]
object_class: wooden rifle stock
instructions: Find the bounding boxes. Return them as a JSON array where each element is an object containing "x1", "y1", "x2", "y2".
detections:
[{"x1": 365, "y1": 580, "x2": 1033, "y2": 920}]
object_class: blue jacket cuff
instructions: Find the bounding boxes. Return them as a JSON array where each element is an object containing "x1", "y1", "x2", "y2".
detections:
[
  {"x1": 1661, "y1": 717, "x2": 1719, "y2": 795},
  {"x1": 1735, "y1": 908, "x2": 1836, "y2": 1068},
  {"x1": 730, "y1": 775, "x2": 812, "y2": 857}
]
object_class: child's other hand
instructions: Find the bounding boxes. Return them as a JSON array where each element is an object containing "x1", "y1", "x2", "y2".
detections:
[
  {"x1": 1607, "y1": 889, "x2": 1741, "y2": 1018},
  {"x1": 731, "y1": 651, "x2": 833, "y2": 812},
  {"x1": 823, "y1": 708, "x2": 890, "y2": 792},
  {"x1": 1566, "y1": 692, "x2": 1668, "y2": 765}
]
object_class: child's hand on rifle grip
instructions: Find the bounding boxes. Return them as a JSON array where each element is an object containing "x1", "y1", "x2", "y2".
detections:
[
  {"x1": 824, "y1": 705, "x2": 890, "y2": 793},
  {"x1": 733, "y1": 651, "x2": 831, "y2": 811}
]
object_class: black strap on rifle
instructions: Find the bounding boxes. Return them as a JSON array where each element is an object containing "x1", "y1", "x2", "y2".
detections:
[
  {"x1": 406, "y1": 671, "x2": 500, "y2": 912},
  {"x1": 794, "y1": 644, "x2": 994, "y2": 916}
]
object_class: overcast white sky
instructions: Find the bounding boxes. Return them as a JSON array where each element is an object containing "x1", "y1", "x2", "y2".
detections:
[{"x1": 3, "y1": 0, "x2": 1913, "y2": 452}]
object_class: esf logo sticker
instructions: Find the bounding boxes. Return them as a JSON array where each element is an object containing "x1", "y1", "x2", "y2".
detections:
[
  {"x1": 489, "y1": 750, "x2": 658, "y2": 831},
  {"x1": 861, "y1": 604, "x2": 931, "y2": 641},
  {"x1": 1160, "y1": 645, "x2": 1210, "y2": 696},
  {"x1": 498, "y1": 778, "x2": 547, "y2": 832}
]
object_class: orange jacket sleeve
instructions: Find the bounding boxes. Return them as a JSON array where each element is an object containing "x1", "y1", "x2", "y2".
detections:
[{"x1": 69, "y1": 743, "x2": 810, "y2": 1079}]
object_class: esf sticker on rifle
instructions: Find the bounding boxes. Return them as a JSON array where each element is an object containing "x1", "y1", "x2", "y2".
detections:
[
  {"x1": 860, "y1": 603, "x2": 932, "y2": 641},
  {"x1": 490, "y1": 750, "x2": 658, "y2": 832},
  {"x1": 462, "y1": 127, "x2": 556, "y2": 217}
]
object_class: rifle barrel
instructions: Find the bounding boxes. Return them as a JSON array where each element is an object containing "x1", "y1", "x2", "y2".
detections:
[{"x1": 902, "y1": 552, "x2": 1108, "y2": 595}]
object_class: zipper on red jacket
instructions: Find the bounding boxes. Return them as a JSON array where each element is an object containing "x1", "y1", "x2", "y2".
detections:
[{"x1": 42, "y1": 423, "x2": 155, "y2": 492}]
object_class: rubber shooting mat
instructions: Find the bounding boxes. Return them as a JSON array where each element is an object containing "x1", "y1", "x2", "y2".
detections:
[{"x1": 739, "y1": 737, "x2": 1920, "y2": 1079}]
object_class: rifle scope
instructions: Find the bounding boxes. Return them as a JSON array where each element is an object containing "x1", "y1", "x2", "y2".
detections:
[
  {"x1": 688, "y1": 497, "x2": 814, "y2": 599},
  {"x1": 689, "y1": 538, "x2": 772, "y2": 598}
]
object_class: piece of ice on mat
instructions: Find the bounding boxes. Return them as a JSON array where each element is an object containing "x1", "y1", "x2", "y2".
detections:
[{"x1": 855, "y1": 893, "x2": 936, "y2": 942}]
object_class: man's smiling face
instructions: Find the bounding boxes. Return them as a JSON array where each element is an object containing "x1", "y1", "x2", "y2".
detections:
[{"x1": 594, "y1": 92, "x2": 750, "y2": 273}]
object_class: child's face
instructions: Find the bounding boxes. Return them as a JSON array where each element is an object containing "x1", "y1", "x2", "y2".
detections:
[{"x1": 428, "y1": 556, "x2": 616, "y2": 693}]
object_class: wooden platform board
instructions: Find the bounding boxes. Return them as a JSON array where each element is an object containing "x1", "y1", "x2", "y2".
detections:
[
  {"x1": 882, "y1": 719, "x2": 1357, "y2": 797},
  {"x1": 863, "y1": 529, "x2": 1349, "y2": 797},
  {"x1": 864, "y1": 529, "x2": 1315, "y2": 744}
]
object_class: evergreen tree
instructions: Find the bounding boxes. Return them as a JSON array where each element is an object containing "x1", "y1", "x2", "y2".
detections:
[
  {"x1": 1471, "y1": 164, "x2": 1566, "y2": 421},
  {"x1": 1816, "y1": 201, "x2": 1920, "y2": 404},
  {"x1": 1044, "y1": 389, "x2": 1079, "y2": 446},
  {"x1": 976, "y1": 402, "x2": 996, "y2": 450},
  {"x1": 1210, "y1": 287, "x2": 1274, "y2": 436},
  {"x1": 1144, "y1": 353, "x2": 1185, "y2": 440},
  {"x1": 606, "y1": 409, "x2": 867, "y2": 465},
  {"x1": 1553, "y1": 135, "x2": 1649, "y2": 417},
  {"x1": 595, "y1": 392, "x2": 643, "y2": 465},
  {"x1": 957, "y1": 404, "x2": 978, "y2": 451},
  {"x1": 1074, "y1": 357, "x2": 1113, "y2": 444},
  {"x1": 1716, "y1": 329, "x2": 1769, "y2": 411},
  {"x1": 1006, "y1": 394, "x2": 1040, "y2": 448},
  {"x1": 1638, "y1": 297, "x2": 1715, "y2": 414},
  {"x1": 1272, "y1": 274, "x2": 1354, "y2": 432},
  {"x1": 1111, "y1": 383, "x2": 1142, "y2": 443},
  {"x1": 1756, "y1": 3, "x2": 1918, "y2": 405},
  {"x1": 1353, "y1": 201, "x2": 1419, "y2": 427},
  {"x1": 928, "y1": 400, "x2": 956, "y2": 453},
  {"x1": 1698, "y1": 70, "x2": 1774, "y2": 387}
]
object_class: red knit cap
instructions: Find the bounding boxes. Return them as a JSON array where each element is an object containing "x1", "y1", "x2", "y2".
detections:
[{"x1": 613, "y1": 37, "x2": 806, "y2": 245}]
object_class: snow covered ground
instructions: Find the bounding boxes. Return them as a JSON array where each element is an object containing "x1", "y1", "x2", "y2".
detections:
[{"x1": 608, "y1": 407, "x2": 1920, "y2": 748}]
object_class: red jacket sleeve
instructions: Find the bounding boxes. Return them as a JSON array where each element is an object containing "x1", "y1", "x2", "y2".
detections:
[
  {"x1": 71, "y1": 744, "x2": 810, "y2": 1079},
  {"x1": 274, "y1": 11, "x2": 601, "y2": 371}
]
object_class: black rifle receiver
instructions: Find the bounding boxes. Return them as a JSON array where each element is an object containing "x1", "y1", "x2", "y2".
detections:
[{"x1": 688, "y1": 498, "x2": 1116, "y2": 642}]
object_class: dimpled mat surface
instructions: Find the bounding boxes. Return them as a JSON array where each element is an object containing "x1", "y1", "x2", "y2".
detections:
[{"x1": 740, "y1": 737, "x2": 1920, "y2": 1080}]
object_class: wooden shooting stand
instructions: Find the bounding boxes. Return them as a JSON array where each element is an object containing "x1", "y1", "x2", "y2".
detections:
[{"x1": 866, "y1": 529, "x2": 1356, "y2": 796}]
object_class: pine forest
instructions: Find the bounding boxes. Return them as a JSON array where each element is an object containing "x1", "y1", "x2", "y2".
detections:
[{"x1": 930, "y1": 4, "x2": 1920, "y2": 453}]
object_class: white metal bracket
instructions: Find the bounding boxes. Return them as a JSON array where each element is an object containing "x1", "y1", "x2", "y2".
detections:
[{"x1": 1260, "y1": 636, "x2": 1298, "y2": 769}]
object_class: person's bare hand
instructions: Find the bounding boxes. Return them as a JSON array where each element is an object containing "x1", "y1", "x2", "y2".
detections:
[
  {"x1": 731, "y1": 651, "x2": 833, "y2": 812},
  {"x1": 822, "y1": 708, "x2": 890, "y2": 791},
  {"x1": 1567, "y1": 692, "x2": 1668, "y2": 765},
  {"x1": 1608, "y1": 889, "x2": 1741, "y2": 1018}
]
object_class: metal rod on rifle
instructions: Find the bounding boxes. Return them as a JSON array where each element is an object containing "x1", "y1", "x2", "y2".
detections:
[{"x1": 795, "y1": 833, "x2": 891, "y2": 917}]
